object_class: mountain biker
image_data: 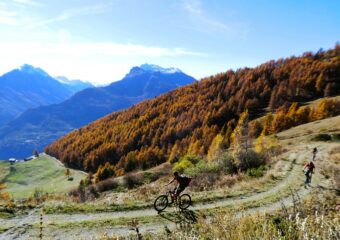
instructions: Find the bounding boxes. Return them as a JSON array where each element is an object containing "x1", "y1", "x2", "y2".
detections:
[
  {"x1": 303, "y1": 161, "x2": 315, "y2": 187},
  {"x1": 312, "y1": 147, "x2": 318, "y2": 161},
  {"x1": 165, "y1": 172, "x2": 191, "y2": 201}
]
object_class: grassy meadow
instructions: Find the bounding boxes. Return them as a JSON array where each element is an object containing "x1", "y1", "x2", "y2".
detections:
[{"x1": 0, "y1": 154, "x2": 86, "y2": 199}]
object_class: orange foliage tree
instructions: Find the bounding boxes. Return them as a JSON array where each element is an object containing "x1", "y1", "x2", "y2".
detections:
[{"x1": 0, "y1": 183, "x2": 10, "y2": 200}]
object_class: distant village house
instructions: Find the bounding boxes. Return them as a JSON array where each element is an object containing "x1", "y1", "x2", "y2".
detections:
[{"x1": 24, "y1": 156, "x2": 36, "y2": 161}]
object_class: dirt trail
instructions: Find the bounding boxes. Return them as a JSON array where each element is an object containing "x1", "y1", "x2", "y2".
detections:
[{"x1": 0, "y1": 142, "x2": 336, "y2": 240}]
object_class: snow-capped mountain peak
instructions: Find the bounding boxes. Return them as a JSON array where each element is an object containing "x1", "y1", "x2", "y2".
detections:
[
  {"x1": 140, "y1": 63, "x2": 182, "y2": 74},
  {"x1": 19, "y1": 64, "x2": 49, "y2": 77}
]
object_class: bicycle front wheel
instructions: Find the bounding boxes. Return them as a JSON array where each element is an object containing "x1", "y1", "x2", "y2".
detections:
[
  {"x1": 179, "y1": 194, "x2": 191, "y2": 210},
  {"x1": 154, "y1": 195, "x2": 168, "y2": 212}
]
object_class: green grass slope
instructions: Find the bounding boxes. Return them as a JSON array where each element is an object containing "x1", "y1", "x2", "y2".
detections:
[{"x1": 0, "y1": 154, "x2": 86, "y2": 199}]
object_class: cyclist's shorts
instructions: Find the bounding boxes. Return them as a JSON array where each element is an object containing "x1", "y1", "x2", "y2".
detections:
[{"x1": 175, "y1": 185, "x2": 186, "y2": 195}]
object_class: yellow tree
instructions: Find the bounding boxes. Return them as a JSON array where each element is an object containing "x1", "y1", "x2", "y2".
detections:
[
  {"x1": 0, "y1": 183, "x2": 10, "y2": 200},
  {"x1": 255, "y1": 132, "x2": 266, "y2": 153},
  {"x1": 287, "y1": 102, "x2": 298, "y2": 127},
  {"x1": 249, "y1": 120, "x2": 263, "y2": 138},
  {"x1": 271, "y1": 109, "x2": 287, "y2": 133},
  {"x1": 295, "y1": 106, "x2": 311, "y2": 125},
  {"x1": 261, "y1": 112, "x2": 273, "y2": 136},
  {"x1": 95, "y1": 165, "x2": 104, "y2": 183},
  {"x1": 313, "y1": 99, "x2": 339, "y2": 120},
  {"x1": 188, "y1": 140, "x2": 204, "y2": 156},
  {"x1": 231, "y1": 110, "x2": 250, "y2": 161},
  {"x1": 315, "y1": 72, "x2": 325, "y2": 93},
  {"x1": 255, "y1": 133, "x2": 280, "y2": 158},
  {"x1": 207, "y1": 134, "x2": 224, "y2": 161},
  {"x1": 95, "y1": 162, "x2": 116, "y2": 182},
  {"x1": 168, "y1": 142, "x2": 181, "y2": 163}
]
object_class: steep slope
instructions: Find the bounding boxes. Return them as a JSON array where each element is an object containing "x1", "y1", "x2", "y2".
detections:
[
  {"x1": 45, "y1": 45, "x2": 340, "y2": 173},
  {"x1": 0, "y1": 64, "x2": 73, "y2": 126},
  {"x1": 0, "y1": 64, "x2": 195, "y2": 159}
]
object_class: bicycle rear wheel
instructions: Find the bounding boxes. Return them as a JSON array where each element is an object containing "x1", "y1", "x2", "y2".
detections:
[
  {"x1": 179, "y1": 194, "x2": 191, "y2": 210},
  {"x1": 154, "y1": 195, "x2": 168, "y2": 212}
]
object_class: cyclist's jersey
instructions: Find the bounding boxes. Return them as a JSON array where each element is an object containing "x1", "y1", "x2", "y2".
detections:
[
  {"x1": 175, "y1": 175, "x2": 192, "y2": 187},
  {"x1": 304, "y1": 162, "x2": 315, "y2": 172}
]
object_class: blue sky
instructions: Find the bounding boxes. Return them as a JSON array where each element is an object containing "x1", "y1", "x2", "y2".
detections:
[{"x1": 0, "y1": 0, "x2": 339, "y2": 85}]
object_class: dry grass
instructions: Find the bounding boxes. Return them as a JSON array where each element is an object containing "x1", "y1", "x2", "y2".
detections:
[
  {"x1": 318, "y1": 145, "x2": 340, "y2": 191},
  {"x1": 277, "y1": 115, "x2": 340, "y2": 145},
  {"x1": 329, "y1": 146, "x2": 340, "y2": 164},
  {"x1": 215, "y1": 174, "x2": 244, "y2": 189},
  {"x1": 100, "y1": 190, "x2": 339, "y2": 240}
]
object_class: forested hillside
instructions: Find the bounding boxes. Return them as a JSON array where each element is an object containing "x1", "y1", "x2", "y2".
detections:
[{"x1": 45, "y1": 45, "x2": 340, "y2": 175}]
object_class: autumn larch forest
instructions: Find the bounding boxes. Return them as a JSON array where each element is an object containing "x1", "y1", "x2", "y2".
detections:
[{"x1": 45, "y1": 45, "x2": 340, "y2": 178}]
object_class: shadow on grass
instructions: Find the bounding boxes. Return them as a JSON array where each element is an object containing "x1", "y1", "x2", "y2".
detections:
[{"x1": 158, "y1": 209, "x2": 197, "y2": 224}]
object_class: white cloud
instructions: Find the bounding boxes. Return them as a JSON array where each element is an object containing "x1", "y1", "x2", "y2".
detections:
[
  {"x1": 0, "y1": 10, "x2": 19, "y2": 25},
  {"x1": 0, "y1": 42, "x2": 203, "y2": 58},
  {"x1": 28, "y1": 2, "x2": 112, "y2": 29},
  {"x1": 183, "y1": 0, "x2": 229, "y2": 32},
  {"x1": 12, "y1": 0, "x2": 41, "y2": 6},
  {"x1": 0, "y1": 0, "x2": 39, "y2": 26},
  {"x1": 0, "y1": 1, "x2": 111, "y2": 28},
  {"x1": 182, "y1": 0, "x2": 249, "y2": 38},
  {"x1": 78, "y1": 43, "x2": 205, "y2": 57}
]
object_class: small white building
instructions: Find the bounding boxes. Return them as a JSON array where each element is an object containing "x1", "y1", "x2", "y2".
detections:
[{"x1": 24, "y1": 156, "x2": 36, "y2": 161}]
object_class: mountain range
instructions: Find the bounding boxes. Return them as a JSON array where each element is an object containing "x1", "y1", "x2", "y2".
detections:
[
  {"x1": 0, "y1": 65, "x2": 70, "y2": 126},
  {"x1": 0, "y1": 64, "x2": 195, "y2": 159},
  {"x1": 0, "y1": 65, "x2": 93, "y2": 127}
]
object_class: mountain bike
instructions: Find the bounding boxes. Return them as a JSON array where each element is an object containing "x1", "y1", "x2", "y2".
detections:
[{"x1": 154, "y1": 189, "x2": 192, "y2": 212}]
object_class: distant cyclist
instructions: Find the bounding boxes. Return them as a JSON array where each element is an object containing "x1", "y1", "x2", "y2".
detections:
[
  {"x1": 312, "y1": 147, "x2": 318, "y2": 161},
  {"x1": 303, "y1": 161, "x2": 315, "y2": 187},
  {"x1": 165, "y1": 172, "x2": 191, "y2": 201}
]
